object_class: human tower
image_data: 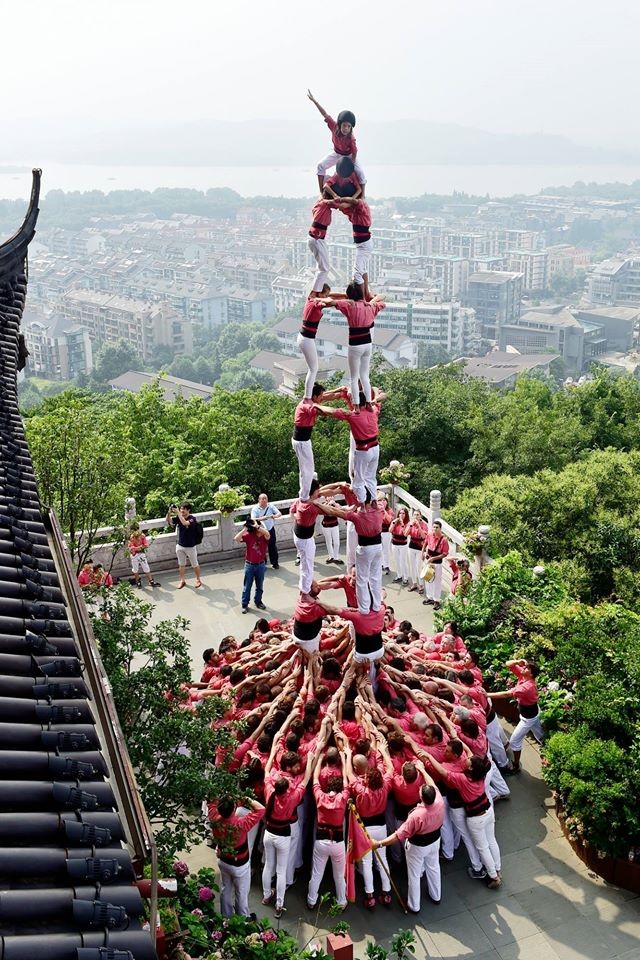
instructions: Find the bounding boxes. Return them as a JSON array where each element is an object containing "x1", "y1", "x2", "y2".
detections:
[{"x1": 206, "y1": 95, "x2": 514, "y2": 924}]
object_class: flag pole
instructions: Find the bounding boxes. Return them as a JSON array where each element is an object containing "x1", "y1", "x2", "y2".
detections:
[{"x1": 348, "y1": 801, "x2": 409, "y2": 914}]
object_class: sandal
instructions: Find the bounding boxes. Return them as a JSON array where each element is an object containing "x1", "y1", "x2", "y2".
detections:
[
  {"x1": 378, "y1": 892, "x2": 392, "y2": 907},
  {"x1": 363, "y1": 894, "x2": 376, "y2": 910},
  {"x1": 262, "y1": 890, "x2": 275, "y2": 905}
]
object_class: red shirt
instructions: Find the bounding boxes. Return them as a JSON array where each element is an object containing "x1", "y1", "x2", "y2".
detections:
[
  {"x1": 264, "y1": 775, "x2": 307, "y2": 824},
  {"x1": 78, "y1": 570, "x2": 93, "y2": 587},
  {"x1": 407, "y1": 521, "x2": 428, "y2": 549},
  {"x1": 208, "y1": 804, "x2": 265, "y2": 851},
  {"x1": 314, "y1": 782, "x2": 349, "y2": 828},
  {"x1": 128, "y1": 532, "x2": 149, "y2": 554},
  {"x1": 350, "y1": 772, "x2": 392, "y2": 818},
  {"x1": 392, "y1": 770, "x2": 425, "y2": 807},
  {"x1": 339, "y1": 606, "x2": 385, "y2": 636},
  {"x1": 324, "y1": 114, "x2": 357, "y2": 157},
  {"x1": 443, "y1": 770, "x2": 487, "y2": 805},
  {"x1": 390, "y1": 519, "x2": 408, "y2": 544},
  {"x1": 425, "y1": 531, "x2": 449, "y2": 562},
  {"x1": 240, "y1": 529, "x2": 268, "y2": 564},
  {"x1": 341, "y1": 483, "x2": 359, "y2": 507},
  {"x1": 326, "y1": 171, "x2": 362, "y2": 193},
  {"x1": 294, "y1": 592, "x2": 326, "y2": 623},
  {"x1": 509, "y1": 664, "x2": 539, "y2": 706},
  {"x1": 318, "y1": 763, "x2": 343, "y2": 789},
  {"x1": 334, "y1": 299, "x2": 384, "y2": 329},
  {"x1": 309, "y1": 197, "x2": 333, "y2": 239},
  {"x1": 332, "y1": 405, "x2": 380, "y2": 444},
  {"x1": 294, "y1": 398, "x2": 319, "y2": 429},
  {"x1": 395, "y1": 795, "x2": 445, "y2": 841},
  {"x1": 291, "y1": 498, "x2": 322, "y2": 529},
  {"x1": 340, "y1": 719, "x2": 365, "y2": 745},
  {"x1": 343, "y1": 505, "x2": 383, "y2": 538},
  {"x1": 300, "y1": 298, "x2": 324, "y2": 338},
  {"x1": 334, "y1": 575, "x2": 357, "y2": 608},
  {"x1": 458, "y1": 728, "x2": 488, "y2": 758}
]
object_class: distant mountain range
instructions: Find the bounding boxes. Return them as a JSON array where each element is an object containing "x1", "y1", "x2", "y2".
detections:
[{"x1": 6, "y1": 118, "x2": 638, "y2": 167}]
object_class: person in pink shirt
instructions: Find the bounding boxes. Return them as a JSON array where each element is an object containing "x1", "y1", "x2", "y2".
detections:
[
  {"x1": 307, "y1": 90, "x2": 366, "y2": 193},
  {"x1": 406, "y1": 511, "x2": 429, "y2": 594},
  {"x1": 377, "y1": 493, "x2": 394, "y2": 575},
  {"x1": 390, "y1": 507, "x2": 410, "y2": 585},
  {"x1": 374, "y1": 778, "x2": 445, "y2": 912},
  {"x1": 489, "y1": 659, "x2": 543, "y2": 773},
  {"x1": 208, "y1": 797, "x2": 265, "y2": 917},
  {"x1": 293, "y1": 585, "x2": 326, "y2": 656},
  {"x1": 127, "y1": 522, "x2": 158, "y2": 588},
  {"x1": 316, "y1": 392, "x2": 386, "y2": 503},
  {"x1": 321, "y1": 493, "x2": 383, "y2": 613},
  {"x1": 422, "y1": 520, "x2": 450, "y2": 609},
  {"x1": 290, "y1": 480, "x2": 332, "y2": 594},
  {"x1": 77, "y1": 560, "x2": 94, "y2": 589},
  {"x1": 307, "y1": 753, "x2": 349, "y2": 910},
  {"x1": 322, "y1": 290, "x2": 385, "y2": 407}
]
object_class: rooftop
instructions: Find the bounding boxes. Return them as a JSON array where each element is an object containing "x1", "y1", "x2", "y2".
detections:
[
  {"x1": 108, "y1": 370, "x2": 213, "y2": 401},
  {"x1": 454, "y1": 352, "x2": 560, "y2": 384},
  {"x1": 468, "y1": 271, "x2": 524, "y2": 285}
]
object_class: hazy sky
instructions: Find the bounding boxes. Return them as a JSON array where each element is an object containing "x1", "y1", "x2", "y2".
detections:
[{"x1": 3, "y1": 0, "x2": 638, "y2": 149}]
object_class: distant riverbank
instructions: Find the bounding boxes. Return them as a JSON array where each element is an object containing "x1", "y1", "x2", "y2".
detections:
[{"x1": 3, "y1": 161, "x2": 640, "y2": 202}]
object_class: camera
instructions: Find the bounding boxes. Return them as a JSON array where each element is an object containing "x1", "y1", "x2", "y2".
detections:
[{"x1": 169, "y1": 503, "x2": 178, "y2": 511}]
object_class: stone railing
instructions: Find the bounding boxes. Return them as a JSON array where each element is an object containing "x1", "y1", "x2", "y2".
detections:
[{"x1": 83, "y1": 485, "x2": 491, "y2": 584}]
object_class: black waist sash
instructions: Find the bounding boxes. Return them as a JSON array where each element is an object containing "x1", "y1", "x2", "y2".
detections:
[
  {"x1": 355, "y1": 631, "x2": 383, "y2": 654},
  {"x1": 409, "y1": 826, "x2": 441, "y2": 847},
  {"x1": 361, "y1": 812, "x2": 386, "y2": 827},
  {"x1": 293, "y1": 425, "x2": 313, "y2": 441},
  {"x1": 294, "y1": 617, "x2": 323, "y2": 641},
  {"x1": 219, "y1": 839, "x2": 250, "y2": 866},
  {"x1": 519, "y1": 702, "x2": 539, "y2": 719},
  {"x1": 358, "y1": 534, "x2": 382, "y2": 546},
  {"x1": 294, "y1": 522, "x2": 315, "y2": 539}
]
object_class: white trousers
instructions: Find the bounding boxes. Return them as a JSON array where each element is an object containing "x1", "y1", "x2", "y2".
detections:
[
  {"x1": 287, "y1": 817, "x2": 301, "y2": 884},
  {"x1": 486, "y1": 716, "x2": 510, "y2": 769},
  {"x1": 465, "y1": 806, "x2": 501, "y2": 878},
  {"x1": 317, "y1": 152, "x2": 367, "y2": 184},
  {"x1": 448, "y1": 806, "x2": 483, "y2": 873},
  {"x1": 294, "y1": 534, "x2": 316, "y2": 594},
  {"x1": 308, "y1": 236, "x2": 330, "y2": 292},
  {"x1": 355, "y1": 542, "x2": 383, "y2": 613},
  {"x1": 294, "y1": 633, "x2": 320, "y2": 654},
  {"x1": 352, "y1": 445, "x2": 379, "y2": 504},
  {"x1": 354, "y1": 239, "x2": 373, "y2": 285},
  {"x1": 219, "y1": 860, "x2": 252, "y2": 917},
  {"x1": 440, "y1": 798, "x2": 455, "y2": 859},
  {"x1": 348, "y1": 433, "x2": 355, "y2": 481},
  {"x1": 307, "y1": 838, "x2": 347, "y2": 907},
  {"x1": 405, "y1": 837, "x2": 441, "y2": 909},
  {"x1": 297, "y1": 333, "x2": 318, "y2": 399},
  {"x1": 359, "y1": 824, "x2": 390, "y2": 894},
  {"x1": 291, "y1": 438, "x2": 315, "y2": 501},
  {"x1": 426, "y1": 562, "x2": 443, "y2": 601},
  {"x1": 323, "y1": 525, "x2": 340, "y2": 560},
  {"x1": 262, "y1": 830, "x2": 292, "y2": 908},
  {"x1": 486, "y1": 758, "x2": 510, "y2": 801},
  {"x1": 381, "y1": 531, "x2": 391, "y2": 570},
  {"x1": 392, "y1": 543, "x2": 408, "y2": 580},
  {"x1": 509, "y1": 711, "x2": 544, "y2": 752},
  {"x1": 346, "y1": 522, "x2": 357, "y2": 571},
  {"x1": 348, "y1": 342, "x2": 372, "y2": 405},
  {"x1": 407, "y1": 547, "x2": 422, "y2": 585}
]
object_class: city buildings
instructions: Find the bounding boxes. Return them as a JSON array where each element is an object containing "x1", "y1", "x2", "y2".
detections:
[{"x1": 465, "y1": 271, "x2": 523, "y2": 343}]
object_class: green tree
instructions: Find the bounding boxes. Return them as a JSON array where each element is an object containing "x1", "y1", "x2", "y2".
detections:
[
  {"x1": 92, "y1": 339, "x2": 141, "y2": 384},
  {"x1": 170, "y1": 355, "x2": 197, "y2": 381},
  {"x1": 193, "y1": 356, "x2": 214, "y2": 385},
  {"x1": 91, "y1": 585, "x2": 242, "y2": 862},
  {"x1": 25, "y1": 391, "x2": 129, "y2": 569}
]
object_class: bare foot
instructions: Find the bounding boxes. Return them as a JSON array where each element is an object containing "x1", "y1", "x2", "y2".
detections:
[
  {"x1": 195, "y1": 579, "x2": 203, "y2": 589},
  {"x1": 177, "y1": 581, "x2": 186, "y2": 589}
]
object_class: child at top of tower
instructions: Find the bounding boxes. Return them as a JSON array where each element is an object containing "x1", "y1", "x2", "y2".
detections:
[{"x1": 308, "y1": 89, "x2": 367, "y2": 196}]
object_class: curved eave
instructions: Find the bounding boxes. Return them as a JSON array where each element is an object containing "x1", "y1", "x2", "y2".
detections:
[{"x1": 0, "y1": 168, "x2": 42, "y2": 279}]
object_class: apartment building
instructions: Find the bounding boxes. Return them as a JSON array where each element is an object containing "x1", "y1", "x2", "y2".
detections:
[
  {"x1": 23, "y1": 310, "x2": 93, "y2": 380},
  {"x1": 505, "y1": 249, "x2": 548, "y2": 291},
  {"x1": 465, "y1": 271, "x2": 523, "y2": 342}
]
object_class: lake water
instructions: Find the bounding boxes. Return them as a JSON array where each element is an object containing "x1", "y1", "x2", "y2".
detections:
[{"x1": 2, "y1": 162, "x2": 640, "y2": 202}]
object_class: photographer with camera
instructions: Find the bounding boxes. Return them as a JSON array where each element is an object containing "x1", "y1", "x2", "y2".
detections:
[
  {"x1": 166, "y1": 501, "x2": 203, "y2": 590},
  {"x1": 233, "y1": 516, "x2": 271, "y2": 614}
]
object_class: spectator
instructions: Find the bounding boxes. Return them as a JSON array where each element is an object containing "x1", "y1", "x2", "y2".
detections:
[
  {"x1": 234, "y1": 517, "x2": 270, "y2": 614},
  {"x1": 92, "y1": 563, "x2": 113, "y2": 588},
  {"x1": 127, "y1": 521, "x2": 159, "y2": 588},
  {"x1": 78, "y1": 559, "x2": 94, "y2": 589},
  {"x1": 251, "y1": 493, "x2": 282, "y2": 570},
  {"x1": 166, "y1": 502, "x2": 202, "y2": 590}
]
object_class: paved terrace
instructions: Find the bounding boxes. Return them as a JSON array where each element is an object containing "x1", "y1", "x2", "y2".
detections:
[{"x1": 145, "y1": 551, "x2": 640, "y2": 960}]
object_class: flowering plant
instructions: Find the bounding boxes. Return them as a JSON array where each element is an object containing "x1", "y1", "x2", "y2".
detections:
[
  {"x1": 378, "y1": 461, "x2": 411, "y2": 486},
  {"x1": 463, "y1": 530, "x2": 489, "y2": 554}
]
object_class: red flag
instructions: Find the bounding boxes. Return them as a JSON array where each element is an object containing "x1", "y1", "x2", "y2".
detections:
[{"x1": 345, "y1": 805, "x2": 373, "y2": 903}]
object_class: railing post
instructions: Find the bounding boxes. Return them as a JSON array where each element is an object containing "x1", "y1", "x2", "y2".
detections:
[
  {"x1": 217, "y1": 484, "x2": 238, "y2": 551},
  {"x1": 473, "y1": 523, "x2": 492, "y2": 576},
  {"x1": 430, "y1": 489, "x2": 442, "y2": 522}
]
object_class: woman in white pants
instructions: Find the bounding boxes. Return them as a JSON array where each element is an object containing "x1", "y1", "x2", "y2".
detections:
[
  {"x1": 377, "y1": 494, "x2": 393, "y2": 574},
  {"x1": 390, "y1": 507, "x2": 410, "y2": 584},
  {"x1": 406, "y1": 511, "x2": 428, "y2": 593}
]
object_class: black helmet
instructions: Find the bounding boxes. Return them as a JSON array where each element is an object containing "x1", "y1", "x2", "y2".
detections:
[{"x1": 337, "y1": 110, "x2": 356, "y2": 128}]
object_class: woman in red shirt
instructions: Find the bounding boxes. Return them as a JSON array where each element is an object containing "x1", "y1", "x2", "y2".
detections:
[
  {"x1": 406, "y1": 511, "x2": 428, "y2": 594},
  {"x1": 377, "y1": 494, "x2": 394, "y2": 575},
  {"x1": 489, "y1": 659, "x2": 543, "y2": 773},
  {"x1": 390, "y1": 507, "x2": 410, "y2": 586}
]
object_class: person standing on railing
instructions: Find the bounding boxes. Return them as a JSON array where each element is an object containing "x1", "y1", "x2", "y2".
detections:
[{"x1": 251, "y1": 493, "x2": 282, "y2": 570}]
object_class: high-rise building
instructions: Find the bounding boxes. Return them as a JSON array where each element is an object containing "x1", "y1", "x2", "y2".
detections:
[{"x1": 465, "y1": 271, "x2": 523, "y2": 343}]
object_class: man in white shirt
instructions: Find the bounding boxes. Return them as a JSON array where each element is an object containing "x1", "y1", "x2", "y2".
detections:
[{"x1": 251, "y1": 493, "x2": 282, "y2": 569}]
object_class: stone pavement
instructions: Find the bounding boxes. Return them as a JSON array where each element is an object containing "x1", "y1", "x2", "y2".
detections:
[{"x1": 147, "y1": 549, "x2": 640, "y2": 960}]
